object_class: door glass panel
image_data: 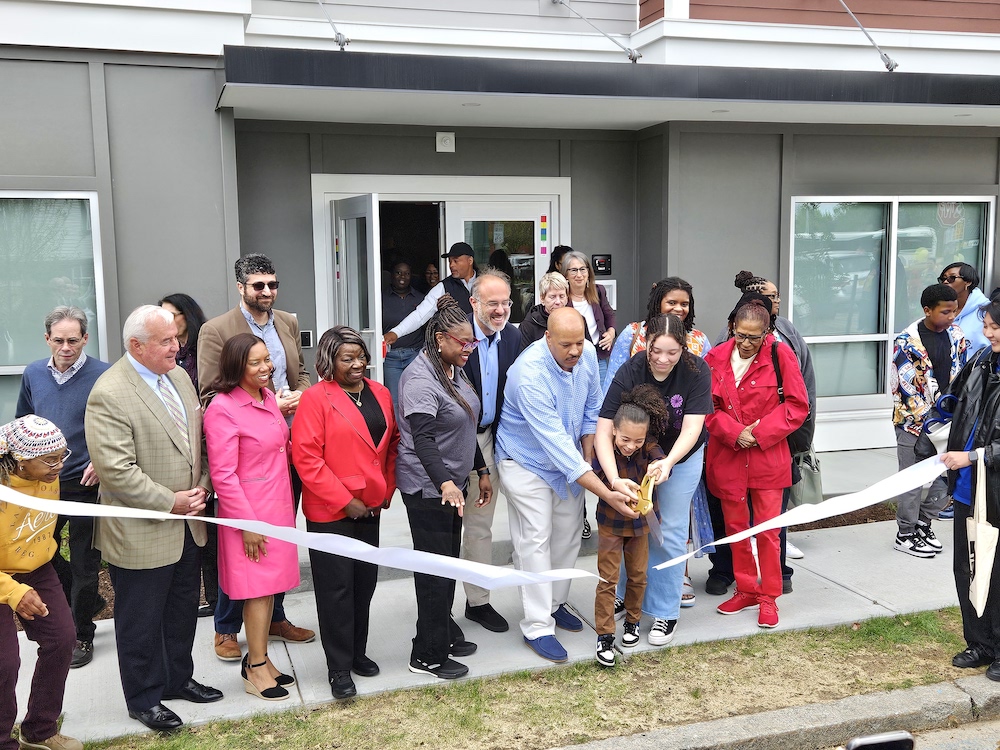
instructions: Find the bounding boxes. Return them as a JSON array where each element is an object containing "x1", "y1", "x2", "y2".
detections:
[
  {"x1": 792, "y1": 202, "x2": 890, "y2": 337},
  {"x1": 895, "y1": 202, "x2": 988, "y2": 330},
  {"x1": 810, "y1": 341, "x2": 884, "y2": 397},
  {"x1": 464, "y1": 220, "x2": 535, "y2": 324},
  {"x1": 343, "y1": 217, "x2": 371, "y2": 332}
]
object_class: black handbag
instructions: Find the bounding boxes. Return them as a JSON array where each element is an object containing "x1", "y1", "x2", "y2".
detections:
[{"x1": 771, "y1": 342, "x2": 814, "y2": 455}]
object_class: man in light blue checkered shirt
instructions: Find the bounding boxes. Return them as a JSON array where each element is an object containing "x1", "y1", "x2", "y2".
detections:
[{"x1": 496, "y1": 308, "x2": 633, "y2": 664}]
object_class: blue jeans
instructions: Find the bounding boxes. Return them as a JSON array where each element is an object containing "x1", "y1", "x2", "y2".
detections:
[
  {"x1": 384, "y1": 346, "x2": 422, "y2": 404},
  {"x1": 598, "y1": 357, "x2": 609, "y2": 387},
  {"x1": 618, "y1": 445, "x2": 704, "y2": 620},
  {"x1": 215, "y1": 589, "x2": 287, "y2": 634}
]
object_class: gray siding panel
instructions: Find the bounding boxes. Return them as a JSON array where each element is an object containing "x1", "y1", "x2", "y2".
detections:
[
  {"x1": 104, "y1": 65, "x2": 231, "y2": 317},
  {"x1": 253, "y1": 0, "x2": 636, "y2": 33},
  {"x1": 676, "y1": 132, "x2": 783, "y2": 339},
  {"x1": 637, "y1": 133, "x2": 665, "y2": 308},
  {"x1": 792, "y1": 134, "x2": 999, "y2": 186},
  {"x1": 0, "y1": 60, "x2": 95, "y2": 177},
  {"x1": 320, "y1": 132, "x2": 561, "y2": 176}
]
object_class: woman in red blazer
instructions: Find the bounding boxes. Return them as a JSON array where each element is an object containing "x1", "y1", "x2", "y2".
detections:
[
  {"x1": 291, "y1": 326, "x2": 399, "y2": 701},
  {"x1": 703, "y1": 296, "x2": 808, "y2": 630}
]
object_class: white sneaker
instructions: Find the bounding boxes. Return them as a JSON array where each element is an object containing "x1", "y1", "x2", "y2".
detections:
[
  {"x1": 785, "y1": 540, "x2": 805, "y2": 559},
  {"x1": 915, "y1": 521, "x2": 943, "y2": 552},
  {"x1": 595, "y1": 634, "x2": 615, "y2": 667},
  {"x1": 621, "y1": 620, "x2": 640, "y2": 648},
  {"x1": 894, "y1": 532, "x2": 936, "y2": 559},
  {"x1": 613, "y1": 596, "x2": 626, "y2": 621},
  {"x1": 647, "y1": 618, "x2": 676, "y2": 646}
]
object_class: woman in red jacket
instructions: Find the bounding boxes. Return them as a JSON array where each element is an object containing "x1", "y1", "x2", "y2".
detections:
[
  {"x1": 703, "y1": 295, "x2": 808, "y2": 630},
  {"x1": 292, "y1": 326, "x2": 400, "y2": 701}
]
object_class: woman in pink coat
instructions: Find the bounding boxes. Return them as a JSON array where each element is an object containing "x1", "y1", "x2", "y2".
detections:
[
  {"x1": 703, "y1": 296, "x2": 808, "y2": 630},
  {"x1": 205, "y1": 333, "x2": 299, "y2": 702}
]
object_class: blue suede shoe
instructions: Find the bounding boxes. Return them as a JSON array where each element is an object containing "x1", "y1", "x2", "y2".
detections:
[
  {"x1": 552, "y1": 604, "x2": 583, "y2": 632},
  {"x1": 938, "y1": 503, "x2": 955, "y2": 520},
  {"x1": 524, "y1": 635, "x2": 568, "y2": 663}
]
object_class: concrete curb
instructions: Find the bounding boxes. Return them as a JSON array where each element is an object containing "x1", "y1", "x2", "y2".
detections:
[{"x1": 550, "y1": 678, "x2": 1000, "y2": 750}]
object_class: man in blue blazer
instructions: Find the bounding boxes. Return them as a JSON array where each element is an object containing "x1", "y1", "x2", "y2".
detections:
[{"x1": 461, "y1": 269, "x2": 522, "y2": 633}]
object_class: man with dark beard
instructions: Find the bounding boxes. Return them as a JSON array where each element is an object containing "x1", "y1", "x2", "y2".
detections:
[{"x1": 197, "y1": 253, "x2": 315, "y2": 661}]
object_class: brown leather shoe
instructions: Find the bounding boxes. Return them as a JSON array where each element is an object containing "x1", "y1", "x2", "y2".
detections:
[
  {"x1": 268, "y1": 620, "x2": 316, "y2": 644},
  {"x1": 214, "y1": 632, "x2": 242, "y2": 661}
]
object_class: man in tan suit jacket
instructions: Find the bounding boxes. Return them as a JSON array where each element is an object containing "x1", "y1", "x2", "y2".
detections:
[
  {"x1": 86, "y1": 305, "x2": 221, "y2": 732},
  {"x1": 197, "y1": 253, "x2": 315, "y2": 659}
]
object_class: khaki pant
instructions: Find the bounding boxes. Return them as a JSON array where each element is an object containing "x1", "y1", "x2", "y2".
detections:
[
  {"x1": 461, "y1": 431, "x2": 504, "y2": 606},
  {"x1": 595, "y1": 526, "x2": 648, "y2": 635}
]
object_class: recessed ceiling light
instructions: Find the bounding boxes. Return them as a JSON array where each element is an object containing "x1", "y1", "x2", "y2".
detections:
[
  {"x1": 712, "y1": 109, "x2": 730, "y2": 113},
  {"x1": 955, "y1": 113, "x2": 973, "y2": 118},
  {"x1": 462, "y1": 102, "x2": 481, "y2": 107}
]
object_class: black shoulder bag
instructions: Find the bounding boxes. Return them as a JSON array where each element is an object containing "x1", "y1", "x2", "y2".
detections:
[{"x1": 771, "y1": 342, "x2": 814, "y2": 455}]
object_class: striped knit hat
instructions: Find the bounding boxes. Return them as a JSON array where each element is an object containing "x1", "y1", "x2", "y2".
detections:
[{"x1": 0, "y1": 415, "x2": 67, "y2": 460}]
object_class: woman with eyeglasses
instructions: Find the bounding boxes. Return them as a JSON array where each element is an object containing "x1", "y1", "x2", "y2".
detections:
[
  {"x1": 395, "y1": 297, "x2": 491, "y2": 680},
  {"x1": 292, "y1": 325, "x2": 400, "y2": 700},
  {"x1": 703, "y1": 295, "x2": 809, "y2": 630},
  {"x1": 0, "y1": 416, "x2": 86, "y2": 750},
  {"x1": 939, "y1": 263, "x2": 990, "y2": 356},
  {"x1": 561, "y1": 250, "x2": 616, "y2": 384}
]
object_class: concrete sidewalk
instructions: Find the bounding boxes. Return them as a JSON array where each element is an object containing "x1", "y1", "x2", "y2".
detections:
[{"x1": 16, "y1": 447, "x2": 966, "y2": 747}]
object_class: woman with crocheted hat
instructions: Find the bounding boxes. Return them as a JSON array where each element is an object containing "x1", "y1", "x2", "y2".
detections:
[{"x1": 0, "y1": 415, "x2": 82, "y2": 750}]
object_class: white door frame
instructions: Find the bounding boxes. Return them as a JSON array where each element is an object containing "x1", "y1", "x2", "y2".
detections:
[{"x1": 310, "y1": 174, "x2": 572, "y2": 336}]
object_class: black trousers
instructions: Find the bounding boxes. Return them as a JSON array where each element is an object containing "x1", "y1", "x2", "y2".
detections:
[
  {"x1": 954, "y1": 499, "x2": 1000, "y2": 655},
  {"x1": 108, "y1": 526, "x2": 201, "y2": 712},
  {"x1": 402, "y1": 492, "x2": 465, "y2": 664},
  {"x1": 49, "y1": 478, "x2": 103, "y2": 641},
  {"x1": 308, "y1": 516, "x2": 379, "y2": 676}
]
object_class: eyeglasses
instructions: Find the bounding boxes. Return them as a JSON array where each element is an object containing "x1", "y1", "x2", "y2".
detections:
[
  {"x1": 762, "y1": 293, "x2": 781, "y2": 301},
  {"x1": 49, "y1": 337, "x2": 83, "y2": 347},
  {"x1": 733, "y1": 332, "x2": 764, "y2": 344},
  {"x1": 246, "y1": 281, "x2": 279, "y2": 292},
  {"x1": 477, "y1": 299, "x2": 513, "y2": 311},
  {"x1": 33, "y1": 449, "x2": 72, "y2": 469},
  {"x1": 939, "y1": 274, "x2": 962, "y2": 284},
  {"x1": 565, "y1": 267, "x2": 588, "y2": 275},
  {"x1": 442, "y1": 331, "x2": 480, "y2": 353}
]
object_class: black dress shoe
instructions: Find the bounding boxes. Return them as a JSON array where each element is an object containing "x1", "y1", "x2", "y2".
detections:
[
  {"x1": 162, "y1": 679, "x2": 224, "y2": 703},
  {"x1": 450, "y1": 639, "x2": 478, "y2": 657},
  {"x1": 330, "y1": 670, "x2": 357, "y2": 699},
  {"x1": 197, "y1": 603, "x2": 215, "y2": 618},
  {"x1": 953, "y1": 646, "x2": 994, "y2": 668},
  {"x1": 705, "y1": 575, "x2": 733, "y2": 596},
  {"x1": 465, "y1": 603, "x2": 509, "y2": 633},
  {"x1": 987, "y1": 660, "x2": 1000, "y2": 682},
  {"x1": 128, "y1": 704, "x2": 183, "y2": 731},
  {"x1": 352, "y1": 654, "x2": 380, "y2": 677}
]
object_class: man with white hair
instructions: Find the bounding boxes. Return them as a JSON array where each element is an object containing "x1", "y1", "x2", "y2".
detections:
[{"x1": 86, "y1": 305, "x2": 221, "y2": 731}]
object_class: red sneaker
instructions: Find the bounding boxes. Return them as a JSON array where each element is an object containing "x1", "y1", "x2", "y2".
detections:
[
  {"x1": 757, "y1": 596, "x2": 779, "y2": 628},
  {"x1": 716, "y1": 591, "x2": 759, "y2": 615}
]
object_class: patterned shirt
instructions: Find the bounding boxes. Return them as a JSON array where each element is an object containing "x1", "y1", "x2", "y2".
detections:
[
  {"x1": 47, "y1": 351, "x2": 88, "y2": 385},
  {"x1": 593, "y1": 444, "x2": 664, "y2": 536},
  {"x1": 240, "y1": 306, "x2": 289, "y2": 391},
  {"x1": 496, "y1": 338, "x2": 602, "y2": 501},
  {"x1": 604, "y1": 320, "x2": 710, "y2": 393}
]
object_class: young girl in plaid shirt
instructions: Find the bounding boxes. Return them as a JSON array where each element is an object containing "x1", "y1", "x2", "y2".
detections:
[{"x1": 592, "y1": 385, "x2": 668, "y2": 667}]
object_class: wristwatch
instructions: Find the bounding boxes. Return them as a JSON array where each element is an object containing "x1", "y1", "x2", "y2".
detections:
[
  {"x1": 969, "y1": 451, "x2": 979, "y2": 463},
  {"x1": 477, "y1": 468, "x2": 490, "y2": 477}
]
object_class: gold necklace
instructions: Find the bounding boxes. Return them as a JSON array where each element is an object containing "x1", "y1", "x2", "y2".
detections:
[{"x1": 343, "y1": 386, "x2": 362, "y2": 407}]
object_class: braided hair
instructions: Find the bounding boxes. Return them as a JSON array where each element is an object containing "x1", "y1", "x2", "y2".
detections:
[
  {"x1": 734, "y1": 270, "x2": 768, "y2": 295},
  {"x1": 424, "y1": 296, "x2": 476, "y2": 418},
  {"x1": 615, "y1": 384, "x2": 669, "y2": 440},
  {"x1": 647, "y1": 278, "x2": 696, "y2": 333},
  {"x1": 646, "y1": 313, "x2": 701, "y2": 373}
]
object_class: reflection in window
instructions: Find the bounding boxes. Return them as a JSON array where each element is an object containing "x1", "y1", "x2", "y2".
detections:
[
  {"x1": 810, "y1": 341, "x2": 884, "y2": 397},
  {"x1": 792, "y1": 202, "x2": 889, "y2": 337},
  {"x1": 464, "y1": 220, "x2": 535, "y2": 324},
  {"x1": 0, "y1": 198, "x2": 100, "y2": 367}
]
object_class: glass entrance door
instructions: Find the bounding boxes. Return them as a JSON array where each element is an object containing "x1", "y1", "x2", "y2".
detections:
[
  {"x1": 444, "y1": 201, "x2": 554, "y2": 324},
  {"x1": 331, "y1": 194, "x2": 383, "y2": 383}
]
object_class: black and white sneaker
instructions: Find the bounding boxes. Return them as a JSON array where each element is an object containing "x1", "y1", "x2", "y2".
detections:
[
  {"x1": 613, "y1": 597, "x2": 626, "y2": 622},
  {"x1": 915, "y1": 521, "x2": 943, "y2": 553},
  {"x1": 894, "y1": 532, "x2": 936, "y2": 559},
  {"x1": 582, "y1": 519, "x2": 592, "y2": 540},
  {"x1": 622, "y1": 620, "x2": 640, "y2": 648},
  {"x1": 596, "y1": 634, "x2": 616, "y2": 667},
  {"x1": 648, "y1": 618, "x2": 677, "y2": 646},
  {"x1": 408, "y1": 657, "x2": 469, "y2": 679}
]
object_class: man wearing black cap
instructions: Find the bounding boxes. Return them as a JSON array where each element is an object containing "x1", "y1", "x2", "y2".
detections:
[{"x1": 383, "y1": 242, "x2": 478, "y2": 347}]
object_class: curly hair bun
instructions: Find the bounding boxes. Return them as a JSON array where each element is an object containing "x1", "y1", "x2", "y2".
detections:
[{"x1": 734, "y1": 270, "x2": 755, "y2": 289}]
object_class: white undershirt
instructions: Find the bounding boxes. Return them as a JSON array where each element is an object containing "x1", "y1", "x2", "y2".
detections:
[
  {"x1": 731, "y1": 346, "x2": 753, "y2": 386},
  {"x1": 573, "y1": 299, "x2": 598, "y2": 341}
]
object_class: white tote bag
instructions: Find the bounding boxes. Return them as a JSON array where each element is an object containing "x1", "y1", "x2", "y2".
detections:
[{"x1": 968, "y1": 447, "x2": 999, "y2": 618}]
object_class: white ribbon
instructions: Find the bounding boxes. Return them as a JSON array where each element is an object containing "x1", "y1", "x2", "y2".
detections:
[
  {"x1": 0, "y1": 484, "x2": 594, "y2": 591},
  {"x1": 654, "y1": 454, "x2": 949, "y2": 570}
]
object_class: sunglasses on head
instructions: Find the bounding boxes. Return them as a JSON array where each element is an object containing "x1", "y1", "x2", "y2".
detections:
[{"x1": 246, "y1": 281, "x2": 279, "y2": 292}]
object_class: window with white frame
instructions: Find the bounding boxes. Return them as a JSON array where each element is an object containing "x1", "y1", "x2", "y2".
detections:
[{"x1": 791, "y1": 198, "x2": 993, "y2": 399}]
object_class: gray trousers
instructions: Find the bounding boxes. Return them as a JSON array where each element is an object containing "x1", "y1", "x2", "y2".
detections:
[{"x1": 895, "y1": 426, "x2": 949, "y2": 534}]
